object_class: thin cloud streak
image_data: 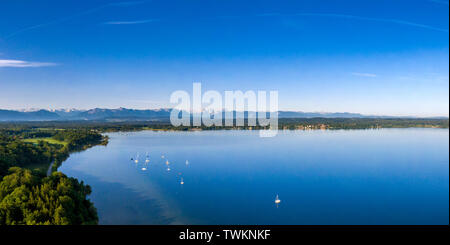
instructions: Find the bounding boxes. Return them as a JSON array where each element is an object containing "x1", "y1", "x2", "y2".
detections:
[
  {"x1": 103, "y1": 19, "x2": 158, "y2": 25},
  {"x1": 104, "y1": 12, "x2": 447, "y2": 33},
  {"x1": 109, "y1": 1, "x2": 148, "y2": 7},
  {"x1": 148, "y1": 12, "x2": 447, "y2": 33},
  {"x1": 0, "y1": 59, "x2": 58, "y2": 68},
  {"x1": 212, "y1": 12, "x2": 448, "y2": 32},
  {"x1": 270, "y1": 13, "x2": 449, "y2": 33},
  {"x1": 351, "y1": 72, "x2": 377, "y2": 77},
  {"x1": 3, "y1": 1, "x2": 149, "y2": 39}
]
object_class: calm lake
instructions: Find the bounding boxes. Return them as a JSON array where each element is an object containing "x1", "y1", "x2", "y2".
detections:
[{"x1": 58, "y1": 129, "x2": 449, "y2": 225}]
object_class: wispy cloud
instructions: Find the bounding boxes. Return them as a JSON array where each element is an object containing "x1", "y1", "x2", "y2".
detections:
[
  {"x1": 103, "y1": 12, "x2": 447, "y2": 33},
  {"x1": 109, "y1": 1, "x2": 148, "y2": 7},
  {"x1": 249, "y1": 12, "x2": 449, "y2": 33},
  {"x1": 278, "y1": 13, "x2": 449, "y2": 33},
  {"x1": 4, "y1": 1, "x2": 447, "y2": 39},
  {"x1": 3, "y1": 1, "x2": 149, "y2": 39},
  {"x1": 351, "y1": 72, "x2": 377, "y2": 78},
  {"x1": 103, "y1": 19, "x2": 158, "y2": 25},
  {"x1": 0, "y1": 59, "x2": 57, "y2": 68}
]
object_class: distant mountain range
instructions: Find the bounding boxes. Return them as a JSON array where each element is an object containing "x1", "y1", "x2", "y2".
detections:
[
  {"x1": 0, "y1": 108, "x2": 447, "y2": 121},
  {"x1": 0, "y1": 109, "x2": 61, "y2": 121},
  {"x1": 0, "y1": 108, "x2": 174, "y2": 121}
]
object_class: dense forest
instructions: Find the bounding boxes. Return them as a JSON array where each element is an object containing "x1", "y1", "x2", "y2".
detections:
[
  {"x1": 277, "y1": 118, "x2": 449, "y2": 130},
  {"x1": 0, "y1": 138, "x2": 60, "y2": 177},
  {"x1": 0, "y1": 128, "x2": 107, "y2": 225},
  {"x1": 0, "y1": 167, "x2": 97, "y2": 225},
  {"x1": 0, "y1": 117, "x2": 447, "y2": 132}
]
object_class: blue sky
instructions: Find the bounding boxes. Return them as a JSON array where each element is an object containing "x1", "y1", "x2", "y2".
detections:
[{"x1": 0, "y1": 0, "x2": 448, "y2": 116}]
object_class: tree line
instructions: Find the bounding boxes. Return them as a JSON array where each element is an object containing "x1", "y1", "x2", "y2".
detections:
[
  {"x1": 0, "y1": 167, "x2": 97, "y2": 225},
  {"x1": 0, "y1": 128, "x2": 107, "y2": 225},
  {"x1": 1, "y1": 118, "x2": 448, "y2": 133}
]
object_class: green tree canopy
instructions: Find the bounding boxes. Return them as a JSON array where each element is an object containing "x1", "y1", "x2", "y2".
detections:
[{"x1": 0, "y1": 167, "x2": 97, "y2": 225}]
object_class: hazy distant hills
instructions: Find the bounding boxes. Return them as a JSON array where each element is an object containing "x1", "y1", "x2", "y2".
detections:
[
  {"x1": 0, "y1": 109, "x2": 61, "y2": 121},
  {"x1": 0, "y1": 108, "x2": 174, "y2": 121},
  {"x1": 76, "y1": 108, "x2": 172, "y2": 120},
  {"x1": 0, "y1": 108, "x2": 446, "y2": 121},
  {"x1": 276, "y1": 111, "x2": 368, "y2": 118}
]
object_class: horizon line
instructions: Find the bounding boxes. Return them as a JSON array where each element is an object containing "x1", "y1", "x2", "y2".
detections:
[{"x1": 1, "y1": 107, "x2": 448, "y2": 118}]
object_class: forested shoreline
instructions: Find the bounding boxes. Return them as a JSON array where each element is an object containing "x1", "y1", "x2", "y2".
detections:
[
  {"x1": 0, "y1": 128, "x2": 107, "y2": 225},
  {"x1": 0, "y1": 117, "x2": 448, "y2": 132}
]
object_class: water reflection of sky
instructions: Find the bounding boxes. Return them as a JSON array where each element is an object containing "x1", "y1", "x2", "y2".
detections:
[{"x1": 59, "y1": 129, "x2": 449, "y2": 224}]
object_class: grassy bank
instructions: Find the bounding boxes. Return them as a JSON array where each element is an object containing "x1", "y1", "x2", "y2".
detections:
[{"x1": 23, "y1": 137, "x2": 68, "y2": 146}]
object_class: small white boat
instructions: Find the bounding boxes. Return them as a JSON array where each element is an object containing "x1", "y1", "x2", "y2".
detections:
[
  {"x1": 275, "y1": 194, "x2": 281, "y2": 204},
  {"x1": 180, "y1": 178, "x2": 184, "y2": 185},
  {"x1": 141, "y1": 167, "x2": 147, "y2": 171},
  {"x1": 161, "y1": 155, "x2": 165, "y2": 159},
  {"x1": 167, "y1": 167, "x2": 171, "y2": 171},
  {"x1": 134, "y1": 153, "x2": 139, "y2": 163}
]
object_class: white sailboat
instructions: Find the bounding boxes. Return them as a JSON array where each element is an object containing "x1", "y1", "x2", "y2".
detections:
[
  {"x1": 134, "y1": 153, "x2": 139, "y2": 163},
  {"x1": 145, "y1": 152, "x2": 150, "y2": 163},
  {"x1": 180, "y1": 177, "x2": 184, "y2": 185},
  {"x1": 275, "y1": 194, "x2": 281, "y2": 205}
]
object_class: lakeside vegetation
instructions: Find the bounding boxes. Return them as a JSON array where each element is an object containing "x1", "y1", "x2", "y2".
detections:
[
  {"x1": 23, "y1": 137, "x2": 68, "y2": 146},
  {"x1": 1, "y1": 117, "x2": 447, "y2": 133},
  {"x1": 0, "y1": 128, "x2": 107, "y2": 225},
  {"x1": 0, "y1": 168, "x2": 97, "y2": 225},
  {"x1": 278, "y1": 118, "x2": 449, "y2": 130}
]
